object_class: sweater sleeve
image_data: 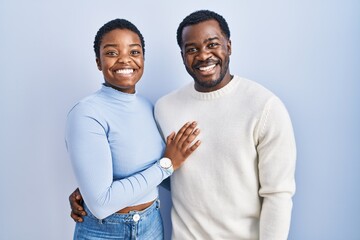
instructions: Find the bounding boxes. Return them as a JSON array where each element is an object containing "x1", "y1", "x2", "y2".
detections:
[
  {"x1": 257, "y1": 97, "x2": 296, "y2": 240},
  {"x1": 65, "y1": 103, "x2": 170, "y2": 220}
]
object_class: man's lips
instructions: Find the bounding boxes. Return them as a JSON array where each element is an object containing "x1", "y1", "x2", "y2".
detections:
[
  {"x1": 198, "y1": 64, "x2": 216, "y2": 72},
  {"x1": 193, "y1": 60, "x2": 219, "y2": 72}
]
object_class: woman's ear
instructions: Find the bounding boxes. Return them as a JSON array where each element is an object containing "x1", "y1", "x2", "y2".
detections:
[{"x1": 96, "y1": 58, "x2": 102, "y2": 71}]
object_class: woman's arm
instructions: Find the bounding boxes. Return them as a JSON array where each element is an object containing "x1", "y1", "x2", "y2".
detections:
[{"x1": 66, "y1": 103, "x2": 200, "y2": 220}]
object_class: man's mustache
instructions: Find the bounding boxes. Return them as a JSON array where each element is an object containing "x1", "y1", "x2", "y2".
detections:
[{"x1": 193, "y1": 58, "x2": 220, "y2": 68}]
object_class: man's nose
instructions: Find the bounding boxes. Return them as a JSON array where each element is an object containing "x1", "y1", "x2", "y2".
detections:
[{"x1": 196, "y1": 48, "x2": 212, "y2": 61}]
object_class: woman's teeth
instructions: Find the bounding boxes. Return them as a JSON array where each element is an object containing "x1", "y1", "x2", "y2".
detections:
[{"x1": 116, "y1": 69, "x2": 134, "y2": 74}]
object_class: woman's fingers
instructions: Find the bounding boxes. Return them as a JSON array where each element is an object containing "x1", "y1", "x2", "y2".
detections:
[
  {"x1": 181, "y1": 128, "x2": 200, "y2": 149},
  {"x1": 185, "y1": 140, "x2": 201, "y2": 157},
  {"x1": 176, "y1": 121, "x2": 197, "y2": 145},
  {"x1": 163, "y1": 121, "x2": 201, "y2": 171},
  {"x1": 173, "y1": 122, "x2": 191, "y2": 143},
  {"x1": 166, "y1": 132, "x2": 176, "y2": 145}
]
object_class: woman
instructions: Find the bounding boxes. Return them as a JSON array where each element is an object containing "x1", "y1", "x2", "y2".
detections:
[{"x1": 66, "y1": 18, "x2": 200, "y2": 239}]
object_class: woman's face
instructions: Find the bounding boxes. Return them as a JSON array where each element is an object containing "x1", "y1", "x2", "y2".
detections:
[{"x1": 96, "y1": 28, "x2": 144, "y2": 94}]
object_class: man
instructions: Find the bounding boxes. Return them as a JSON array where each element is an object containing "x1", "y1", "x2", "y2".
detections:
[{"x1": 70, "y1": 10, "x2": 296, "y2": 239}]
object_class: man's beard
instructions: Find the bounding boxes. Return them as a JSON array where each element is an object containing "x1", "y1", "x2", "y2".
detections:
[{"x1": 187, "y1": 57, "x2": 230, "y2": 89}]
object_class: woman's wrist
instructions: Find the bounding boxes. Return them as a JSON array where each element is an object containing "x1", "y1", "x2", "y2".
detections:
[{"x1": 158, "y1": 157, "x2": 174, "y2": 175}]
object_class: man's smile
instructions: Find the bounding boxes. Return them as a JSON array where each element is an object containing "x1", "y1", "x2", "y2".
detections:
[{"x1": 198, "y1": 64, "x2": 216, "y2": 72}]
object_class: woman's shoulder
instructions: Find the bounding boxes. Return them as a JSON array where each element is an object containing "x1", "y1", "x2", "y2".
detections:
[{"x1": 67, "y1": 91, "x2": 103, "y2": 117}]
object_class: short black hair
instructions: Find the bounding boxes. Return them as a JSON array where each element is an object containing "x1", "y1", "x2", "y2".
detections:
[
  {"x1": 176, "y1": 10, "x2": 231, "y2": 48},
  {"x1": 93, "y1": 19, "x2": 145, "y2": 59}
]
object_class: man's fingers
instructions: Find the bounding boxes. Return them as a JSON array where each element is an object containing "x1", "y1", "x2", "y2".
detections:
[
  {"x1": 75, "y1": 188, "x2": 82, "y2": 199},
  {"x1": 71, "y1": 202, "x2": 86, "y2": 214},
  {"x1": 70, "y1": 196, "x2": 83, "y2": 211},
  {"x1": 71, "y1": 211, "x2": 84, "y2": 222}
]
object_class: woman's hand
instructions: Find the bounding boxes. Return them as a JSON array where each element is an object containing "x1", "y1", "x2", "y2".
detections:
[{"x1": 163, "y1": 121, "x2": 201, "y2": 171}]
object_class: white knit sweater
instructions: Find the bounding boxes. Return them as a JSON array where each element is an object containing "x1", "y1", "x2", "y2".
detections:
[{"x1": 155, "y1": 76, "x2": 296, "y2": 240}]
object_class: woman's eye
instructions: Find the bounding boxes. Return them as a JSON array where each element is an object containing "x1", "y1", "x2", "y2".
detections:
[
  {"x1": 131, "y1": 50, "x2": 141, "y2": 55},
  {"x1": 106, "y1": 51, "x2": 117, "y2": 56}
]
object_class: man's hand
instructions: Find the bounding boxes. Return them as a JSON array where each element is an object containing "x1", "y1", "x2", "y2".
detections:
[{"x1": 69, "y1": 188, "x2": 87, "y2": 222}]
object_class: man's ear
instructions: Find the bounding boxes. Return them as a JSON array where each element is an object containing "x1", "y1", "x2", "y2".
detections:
[
  {"x1": 227, "y1": 39, "x2": 232, "y2": 55},
  {"x1": 180, "y1": 51, "x2": 185, "y2": 64},
  {"x1": 96, "y1": 58, "x2": 102, "y2": 71}
]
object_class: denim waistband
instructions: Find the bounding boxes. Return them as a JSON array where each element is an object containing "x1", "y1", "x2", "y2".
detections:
[{"x1": 84, "y1": 199, "x2": 160, "y2": 224}]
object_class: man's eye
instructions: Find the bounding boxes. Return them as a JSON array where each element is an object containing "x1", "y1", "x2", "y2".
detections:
[
  {"x1": 208, "y1": 43, "x2": 219, "y2": 48},
  {"x1": 186, "y1": 48, "x2": 197, "y2": 53},
  {"x1": 106, "y1": 51, "x2": 117, "y2": 56}
]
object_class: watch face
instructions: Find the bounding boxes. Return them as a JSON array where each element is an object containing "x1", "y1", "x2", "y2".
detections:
[{"x1": 161, "y1": 158, "x2": 172, "y2": 169}]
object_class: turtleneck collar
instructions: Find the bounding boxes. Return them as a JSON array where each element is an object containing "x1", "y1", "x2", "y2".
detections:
[
  {"x1": 100, "y1": 84, "x2": 137, "y2": 102},
  {"x1": 191, "y1": 75, "x2": 240, "y2": 100}
]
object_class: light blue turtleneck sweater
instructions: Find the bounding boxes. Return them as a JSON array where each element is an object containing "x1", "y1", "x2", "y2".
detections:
[{"x1": 66, "y1": 84, "x2": 169, "y2": 220}]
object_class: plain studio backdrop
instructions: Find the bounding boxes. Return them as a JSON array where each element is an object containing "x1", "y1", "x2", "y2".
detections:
[{"x1": 0, "y1": 0, "x2": 359, "y2": 239}]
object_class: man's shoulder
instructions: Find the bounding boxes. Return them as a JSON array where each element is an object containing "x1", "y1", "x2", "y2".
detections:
[
  {"x1": 234, "y1": 77, "x2": 282, "y2": 109},
  {"x1": 155, "y1": 82, "x2": 192, "y2": 108},
  {"x1": 236, "y1": 76, "x2": 275, "y2": 97}
]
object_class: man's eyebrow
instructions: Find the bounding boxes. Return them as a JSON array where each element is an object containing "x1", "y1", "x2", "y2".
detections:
[
  {"x1": 204, "y1": 37, "x2": 220, "y2": 43},
  {"x1": 102, "y1": 43, "x2": 142, "y2": 49},
  {"x1": 184, "y1": 42, "x2": 195, "y2": 49},
  {"x1": 184, "y1": 37, "x2": 220, "y2": 49}
]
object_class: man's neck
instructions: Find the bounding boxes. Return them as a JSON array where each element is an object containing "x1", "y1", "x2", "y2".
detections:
[{"x1": 194, "y1": 74, "x2": 234, "y2": 93}]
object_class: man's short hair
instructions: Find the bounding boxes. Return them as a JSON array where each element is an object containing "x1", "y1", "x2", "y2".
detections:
[{"x1": 176, "y1": 10, "x2": 231, "y2": 48}]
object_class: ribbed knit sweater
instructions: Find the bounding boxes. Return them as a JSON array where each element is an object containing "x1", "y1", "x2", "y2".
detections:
[{"x1": 155, "y1": 76, "x2": 296, "y2": 240}]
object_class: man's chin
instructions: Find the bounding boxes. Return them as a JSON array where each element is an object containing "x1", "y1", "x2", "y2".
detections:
[{"x1": 194, "y1": 77, "x2": 222, "y2": 89}]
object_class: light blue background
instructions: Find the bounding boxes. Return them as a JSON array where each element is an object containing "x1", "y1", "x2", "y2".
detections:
[{"x1": 1, "y1": 0, "x2": 359, "y2": 239}]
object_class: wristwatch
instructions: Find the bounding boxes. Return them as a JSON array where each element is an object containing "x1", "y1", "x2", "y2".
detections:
[{"x1": 158, "y1": 157, "x2": 174, "y2": 175}]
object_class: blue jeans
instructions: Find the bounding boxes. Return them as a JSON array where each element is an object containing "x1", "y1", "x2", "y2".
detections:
[{"x1": 74, "y1": 200, "x2": 164, "y2": 240}]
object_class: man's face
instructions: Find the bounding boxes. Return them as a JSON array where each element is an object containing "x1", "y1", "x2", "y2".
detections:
[
  {"x1": 96, "y1": 29, "x2": 144, "y2": 94},
  {"x1": 181, "y1": 19, "x2": 232, "y2": 92}
]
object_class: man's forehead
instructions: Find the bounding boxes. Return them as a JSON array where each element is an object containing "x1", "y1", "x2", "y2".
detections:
[
  {"x1": 182, "y1": 20, "x2": 224, "y2": 42},
  {"x1": 183, "y1": 19, "x2": 221, "y2": 32}
]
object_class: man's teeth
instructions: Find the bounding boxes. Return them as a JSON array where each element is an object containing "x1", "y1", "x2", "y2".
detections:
[
  {"x1": 116, "y1": 69, "x2": 134, "y2": 74},
  {"x1": 199, "y1": 64, "x2": 216, "y2": 72}
]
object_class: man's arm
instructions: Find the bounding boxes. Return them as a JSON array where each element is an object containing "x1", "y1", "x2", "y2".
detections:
[
  {"x1": 257, "y1": 97, "x2": 296, "y2": 239},
  {"x1": 69, "y1": 188, "x2": 86, "y2": 222},
  {"x1": 160, "y1": 177, "x2": 171, "y2": 191}
]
